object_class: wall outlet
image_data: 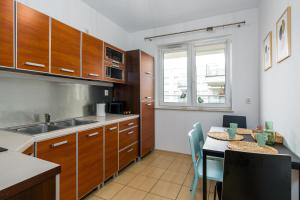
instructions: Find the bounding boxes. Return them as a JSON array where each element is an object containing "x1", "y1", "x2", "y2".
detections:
[
  {"x1": 104, "y1": 90, "x2": 109, "y2": 96},
  {"x1": 246, "y1": 97, "x2": 252, "y2": 104}
]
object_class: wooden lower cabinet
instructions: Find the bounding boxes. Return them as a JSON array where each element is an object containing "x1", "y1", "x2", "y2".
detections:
[
  {"x1": 119, "y1": 127, "x2": 138, "y2": 150},
  {"x1": 37, "y1": 134, "x2": 76, "y2": 200},
  {"x1": 78, "y1": 127, "x2": 103, "y2": 199},
  {"x1": 141, "y1": 101, "x2": 155, "y2": 157},
  {"x1": 105, "y1": 123, "x2": 118, "y2": 180},
  {"x1": 119, "y1": 143, "x2": 138, "y2": 170}
]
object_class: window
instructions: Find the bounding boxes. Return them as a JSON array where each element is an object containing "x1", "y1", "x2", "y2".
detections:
[{"x1": 159, "y1": 39, "x2": 231, "y2": 110}]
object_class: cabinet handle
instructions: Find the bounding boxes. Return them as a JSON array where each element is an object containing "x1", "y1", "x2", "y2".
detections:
[
  {"x1": 87, "y1": 132, "x2": 99, "y2": 137},
  {"x1": 128, "y1": 122, "x2": 134, "y2": 126},
  {"x1": 146, "y1": 103, "x2": 152, "y2": 106},
  {"x1": 127, "y1": 148, "x2": 134, "y2": 153},
  {"x1": 60, "y1": 68, "x2": 75, "y2": 73},
  {"x1": 128, "y1": 131, "x2": 134, "y2": 135},
  {"x1": 88, "y1": 73, "x2": 99, "y2": 77},
  {"x1": 109, "y1": 127, "x2": 118, "y2": 131},
  {"x1": 145, "y1": 72, "x2": 152, "y2": 75},
  {"x1": 24, "y1": 62, "x2": 45, "y2": 68},
  {"x1": 145, "y1": 96, "x2": 152, "y2": 99},
  {"x1": 51, "y1": 140, "x2": 68, "y2": 148}
]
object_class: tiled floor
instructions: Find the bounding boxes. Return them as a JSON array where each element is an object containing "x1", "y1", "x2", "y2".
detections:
[{"x1": 84, "y1": 150, "x2": 218, "y2": 200}]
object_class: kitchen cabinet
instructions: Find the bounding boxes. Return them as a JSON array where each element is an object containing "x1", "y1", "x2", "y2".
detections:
[
  {"x1": 119, "y1": 143, "x2": 138, "y2": 170},
  {"x1": 22, "y1": 144, "x2": 34, "y2": 156},
  {"x1": 37, "y1": 134, "x2": 76, "y2": 200},
  {"x1": 78, "y1": 127, "x2": 103, "y2": 198},
  {"x1": 0, "y1": 0, "x2": 14, "y2": 68},
  {"x1": 115, "y1": 50, "x2": 155, "y2": 157},
  {"x1": 82, "y1": 33, "x2": 103, "y2": 80},
  {"x1": 119, "y1": 127, "x2": 138, "y2": 150},
  {"x1": 17, "y1": 3, "x2": 50, "y2": 73},
  {"x1": 105, "y1": 123, "x2": 118, "y2": 180},
  {"x1": 51, "y1": 19, "x2": 80, "y2": 77}
]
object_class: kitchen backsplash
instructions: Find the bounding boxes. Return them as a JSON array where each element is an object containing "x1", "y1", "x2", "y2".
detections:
[{"x1": 0, "y1": 72, "x2": 113, "y2": 128}]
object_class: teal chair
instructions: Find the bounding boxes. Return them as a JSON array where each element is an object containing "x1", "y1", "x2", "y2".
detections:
[{"x1": 188, "y1": 128, "x2": 224, "y2": 200}]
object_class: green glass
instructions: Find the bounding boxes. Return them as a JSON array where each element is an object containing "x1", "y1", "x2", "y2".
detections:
[
  {"x1": 264, "y1": 130, "x2": 276, "y2": 146},
  {"x1": 265, "y1": 121, "x2": 274, "y2": 131},
  {"x1": 230, "y1": 123, "x2": 238, "y2": 129},
  {"x1": 228, "y1": 128, "x2": 236, "y2": 140},
  {"x1": 256, "y1": 133, "x2": 268, "y2": 147}
]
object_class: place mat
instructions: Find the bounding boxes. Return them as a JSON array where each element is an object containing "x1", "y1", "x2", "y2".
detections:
[
  {"x1": 251, "y1": 132, "x2": 284, "y2": 144},
  {"x1": 208, "y1": 132, "x2": 244, "y2": 141},
  {"x1": 236, "y1": 128, "x2": 253, "y2": 135},
  {"x1": 228, "y1": 141, "x2": 278, "y2": 155}
]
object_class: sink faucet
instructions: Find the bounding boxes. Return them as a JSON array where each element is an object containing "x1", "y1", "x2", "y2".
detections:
[{"x1": 44, "y1": 113, "x2": 51, "y2": 124}]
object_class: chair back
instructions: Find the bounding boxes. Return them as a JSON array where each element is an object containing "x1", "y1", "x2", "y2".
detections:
[
  {"x1": 223, "y1": 115, "x2": 247, "y2": 128},
  {"x1": 193, "y1": 122, "x2": 204, "y2": 149},
  {"x1": 222, "y1": 150, "x2": 291, "y2": 200},
  {"x1": 188, "y1": 129, "x2": 202, "y2": 173}
]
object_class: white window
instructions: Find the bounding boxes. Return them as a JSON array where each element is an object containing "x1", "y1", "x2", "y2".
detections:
[{"x1": 159, "y1": 39, "x2": 232, "y2": 110}]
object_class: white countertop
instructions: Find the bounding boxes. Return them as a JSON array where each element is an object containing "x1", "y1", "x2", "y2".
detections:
[{"x1": 0, "y1": 114, "x2": 139, "y2": 152}]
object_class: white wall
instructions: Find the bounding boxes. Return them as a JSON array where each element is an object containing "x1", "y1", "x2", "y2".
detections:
[
  {"x1": 17, "y1": 0, "x2": 130, "y2": 50},
  {"x1": 128, "y1": 8, "x2": 260, "y2": 154},
  {"x1": 259, "y1": 1, "x2": 300, "y2": 199}
]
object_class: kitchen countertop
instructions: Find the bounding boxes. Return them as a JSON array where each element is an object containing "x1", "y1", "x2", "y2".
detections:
[
  {"x1": 0, "y1": 114, "x2": 139, "y2": 152},
  {"x1": 0, "y1": 150, "x2": 60, "y2": 199}
]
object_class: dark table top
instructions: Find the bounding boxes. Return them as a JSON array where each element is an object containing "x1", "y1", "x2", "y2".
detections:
[{"x1": 203, "y1": 127, "x2": 300, "y2": 170}]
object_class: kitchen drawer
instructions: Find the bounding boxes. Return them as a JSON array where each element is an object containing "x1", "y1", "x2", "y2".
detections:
[
  {"x1": 119, "y1": 143, "x2": 138, "y2": 170},
  {"x1": 119, "y1": 127, "x2": 138, "y2": 150},
  {"x1": 119, "y1": 118, "x2": 138, "y2": 131},
  {"x1": 37, "y1": 134, "x2": 76, "y2": 200}
]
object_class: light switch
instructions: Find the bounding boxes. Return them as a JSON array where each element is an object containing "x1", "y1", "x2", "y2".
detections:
[
  {"x1": 104, "y1": 90, "x2": 109, "y2": 96},
  {"x1": 246, "y1": 97, "x2": 252, "y2": 104}
]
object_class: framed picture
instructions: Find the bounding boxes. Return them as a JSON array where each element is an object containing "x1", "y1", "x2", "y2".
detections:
[
  {"x1": 276, "y1": 7, "x2": 291, "y2": 63},
  {"x1": 264, "y1": 32, "x2": 272, "y2": 71}
]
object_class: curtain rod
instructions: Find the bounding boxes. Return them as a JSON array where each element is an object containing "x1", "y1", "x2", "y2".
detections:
[{"x1": 144, "y1": 21, "x2": 246, "y2": 41}]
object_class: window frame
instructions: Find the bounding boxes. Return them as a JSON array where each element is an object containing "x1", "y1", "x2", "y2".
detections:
[{"x1": 158, "y1": 37, "x2": 232, "y2": 111}]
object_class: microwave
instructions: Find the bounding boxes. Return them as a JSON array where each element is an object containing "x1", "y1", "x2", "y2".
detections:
[{"x1": 106, "y1": 66, "x2": 123, "y2": 80}]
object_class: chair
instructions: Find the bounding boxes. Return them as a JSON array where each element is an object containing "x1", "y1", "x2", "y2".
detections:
[
  {"x1": 222, "y1": 115, "x2": 247, "y2": 128},
  {"x1": 222, "y1": 150, "x2": 291, "y2": 200},
  {"x1": 188, "y1": 129, "x2": 223, "y2": 200}
]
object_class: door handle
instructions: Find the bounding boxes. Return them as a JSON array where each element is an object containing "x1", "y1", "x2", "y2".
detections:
[
  {"x1": 51, "y1": 140, "x2": 68, "y2": 148},
  {"x1": 145, "y1": 72, "x2": 152, "y2": 75},
  {"x1": 109, "y1": 127, "x2": 118, "y2": 131},
  {"x1": 128, "y1": 131, "x2": 134, "y2": 135},
  {"x1": 24, "y1": 62, "x2": 45, "y2": 68},
  {"x1": 128, "y1": 122, "x2": 134, "y2": 126},
  {"x1": 60, "y1": 68, "x2": 75, "y2": 73},
  {"x1": 87, "y1": 132, "x2": 99, "y2": 137},
  {"x1": 127, "y1": 148, "x2": 134, "y2": 153},
  {"x1": 88, "y1": 73, "x2": 99, "y2": 77},
  {"x1": 145, "y1": 97, "x2": 152, "y2": 99}
]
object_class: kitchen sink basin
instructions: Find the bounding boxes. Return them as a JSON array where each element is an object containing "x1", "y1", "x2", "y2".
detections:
[
  {"x1": 4, "y1": 118, "x2": 97, "y2": 135},
  {"x1": 53, "y1": 119, "x2": 97, "y2": 127},
  {"x1": 6, "y1": 124, "x2": 64, "y2": 135}
]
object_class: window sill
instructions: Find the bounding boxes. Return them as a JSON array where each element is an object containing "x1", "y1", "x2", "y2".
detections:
[{"x1": 155, "y1": 106, "x2": 234, "y2": 113}]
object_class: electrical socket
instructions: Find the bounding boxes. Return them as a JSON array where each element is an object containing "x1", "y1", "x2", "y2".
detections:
[
  {"x1": 246, "y1": 97, "x2": 252, "y2": 104},
  {"x1": 104, "y1": 90, "x2": 109, "y2": 96}
]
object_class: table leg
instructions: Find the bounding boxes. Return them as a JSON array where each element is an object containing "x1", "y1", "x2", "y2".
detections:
[
  {"x1": 299, "y1": 170, "x2": 300, "y2": 200},
  {"x1": 203, "y1": 150, "x2": 207, "y2": 200}
]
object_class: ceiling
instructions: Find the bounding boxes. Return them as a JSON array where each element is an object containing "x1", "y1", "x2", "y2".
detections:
[{"x1": 83, "y1": 0, "x2": 259, "y2": 32}]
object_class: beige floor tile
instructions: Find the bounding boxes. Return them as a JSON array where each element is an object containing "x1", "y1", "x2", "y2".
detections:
[
  {"x1": 172, "y1": 157, "x2": 192, "y2": 165},
  {"x1": 167, "y1": 162, "x2": 192, "y2": 174},
  {"x1": 144, "y1": 193, "x2": 171, "y2": 200},
  {"x1": 182, "y1": 174, "x2": 202, "y2": 189},
  {"x1": 84, "y1": 195, "x2": 104, "y2": 200},
  {"x1": 150, "y1": 158, "x2": 173, "y2": 169},
  {"x1": 158, "y1": 155, "x2": 177, "y2": 162},
  {"x1": 113, "y1": 171, "x2": 136, "y2": 185},
  {"x1": 126, "y1": 162, "x2": 148, "y2": 174},
  {"x1": 150, "y1": 180, "x2": 181, "y2": 200},
  {"x1": 140, "y1": 166, "x2": 166, "y2": 179},
  {"x1": 94, "y1": 182, "x2": 124, "y2": 200},
  {"x1": 176, "y1": 186, "x2": 203, "y2": 200},
  {"x1": 160, "y1": 171, "x2": 187, "y2": 185},
  {"x1": 111, "y1": 186, "x2": 147, "y2": 200},
  {"x1": 128, "y1": 175, "x2": 158, "y2": 192}
]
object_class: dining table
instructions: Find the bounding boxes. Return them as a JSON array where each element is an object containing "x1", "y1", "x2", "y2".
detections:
[{"x1": 202, "y1": 127, "x2": 300, "y2": 200}]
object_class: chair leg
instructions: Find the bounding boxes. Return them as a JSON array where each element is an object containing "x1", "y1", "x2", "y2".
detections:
[
  {"x1": 190, "y1": 175, "x2": 198, "y2": 200},
  {"x1": 214, "y1": 184, "x2": 217, "y2": 200},
  {"x1": 190, "y1": 175, "x2": 195, "y2": 191}
]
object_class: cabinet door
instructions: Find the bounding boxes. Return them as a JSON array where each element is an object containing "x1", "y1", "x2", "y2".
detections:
[
  {"x1": 78, "y1": 127, "x2": 103, "y2": 198},
  {"x1": 105, "y1": 123, "x2": 118, "y2": 180},
  {"x1": 0, "y1": 0, "x2": 14, "y2": 68},
  {"x1": 140, "y1": 52, "x2": 154, "y2": 101},
  {"x1": 119, "y1": 143, "x2": 138, "y2": 170},
  {"x1": 140, "y1": 51, "x2": 154, "y2": 78},
  {"x1": 17, "y1": 3, "x2": 49, "y2": 72},
  {"x1": 37, "y1": 134, "x2": 76, "y2": 200},
  {"x1": 51, "y1": 19, "x2": 80, "y2": 77},
  {"x1": 141, "y1": 101, "x2": 155, "y2": 157},
  {"x1": 82, "y1": 33, "x2": 103, "y2": 80}
]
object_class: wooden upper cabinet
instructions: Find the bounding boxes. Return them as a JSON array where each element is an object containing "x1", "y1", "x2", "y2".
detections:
[
  {"x1": 17, "y1": 3, "x2": 49, "y2": 72},
  {"x1": 0, "y1": 0, "x2": 14, "y2": 68},
  {"x1": 82, "y1": 33, "x2": 103, "y2": 80},
  {"x1": 51, "y1": 19, "x2": 80, "y2": 77},
  {"x1": 140, "y1": 51, "x2": 154, "y2": 78}
]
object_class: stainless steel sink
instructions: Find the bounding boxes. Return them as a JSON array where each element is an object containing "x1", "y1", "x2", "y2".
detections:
[
  {"x1": 4, "y1": 118, "x2": 97, "y2": 135},
  {"x1": 6, "y1": 124, "x2": 64, "y2": 135},
  {"x1": 53, "y1": 119, "x2": 97, "y2": 128}
]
